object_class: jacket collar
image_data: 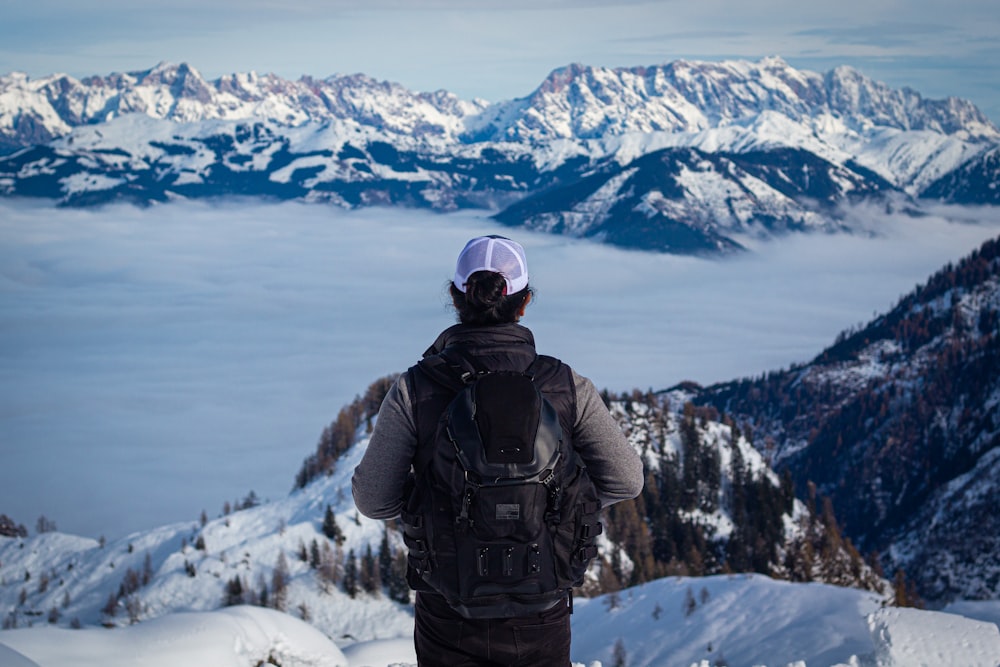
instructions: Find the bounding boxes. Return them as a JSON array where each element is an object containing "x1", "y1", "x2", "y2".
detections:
[{"x1": 423, "y1": 323, "x2": 536, "y2": 358}]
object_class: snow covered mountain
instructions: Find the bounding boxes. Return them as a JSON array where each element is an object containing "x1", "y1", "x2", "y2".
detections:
[
  {"x1": 691, "y1": 234, "x2": 1000, "y2": 604},
  {"x1": 0, "y1": 62, "x2": 486, "y2": 150},
  {"x1": 3, "y1": 58, "x2": 994, "y2": 150},
  {"x1": 1, "y1": 58, "x2": 997, "y2": 254},
  {"x1": 493, "y1": 145, "x2": 899, "y2": 253},
  {"x1": 295, "y1": 380, "x2": 886, "y2": 597},
  {"x1": 2, "y1": 386, "x2": 882, "y2": 638},
  {"x1": 471, "y1": 58, "x2": 997, "y2": 143}
]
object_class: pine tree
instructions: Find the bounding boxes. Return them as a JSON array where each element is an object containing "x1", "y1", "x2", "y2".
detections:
[
  {"x1": 224, "y1": 576, "x2": 245, "y2": 606},
  {"x1": 683, "y1": 586, "x2": 697, "y2": 616},
  {"x1": 387, "y1": 550, "x2": 410, "y2": 604},
  {"x1": 343, "y1": 549, "x2": 359, "y2": 598},
  {"x1": 257, "y1": 573, "x2": 269, "y2": 608},
  {"x1": 297, "y1": 539, "x2": 309, "y2": 563},
  {"x1": 309, "y1": 539, "x2": 321, "y2": 570},
  {"x1": 322, "y1": 505, "x2": 345, "y2": 545},
  {"x1": 612, "y1": 638, "x2": 628, "y2": 667},
  {"x1": 142, "y1": 552, "x2": 154, "y2": 586},
  {"x1": 379, "y1": 530, "x2": 392, "y2": 585},
  {"x1": 361, "y1": 544, "x2": 380, "y2": 595}
]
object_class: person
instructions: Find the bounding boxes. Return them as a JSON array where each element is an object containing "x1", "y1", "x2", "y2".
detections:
[{"x1": 352, "y1": 235, "x2": 644, "y2": 667}]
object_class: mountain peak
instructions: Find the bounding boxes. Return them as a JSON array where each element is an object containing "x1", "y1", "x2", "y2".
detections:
[
  {"x1": 485, "y1": 57, "x2": 999, "y2": 143},
  {"x1": 134, "y1": 61, "x2": 206, "y2": 88}
]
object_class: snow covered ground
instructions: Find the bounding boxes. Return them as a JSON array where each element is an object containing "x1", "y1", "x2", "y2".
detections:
[
  {"x1": 2, "y1": 429, "x2": 997, "y2": 666},
  {"x1": 2, "y1": 575, "x2": 998, "y2": 667},
  {"x1": 0, "y1": 606, "x2": 349, "y2": 667}
]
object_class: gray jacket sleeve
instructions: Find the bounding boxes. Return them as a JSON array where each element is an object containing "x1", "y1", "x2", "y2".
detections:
[
  {"x1": 351, "y1": 368, "x2": 645, "y2": 519},
  {"x1": 351, "y1": 374, "x2": 418, "y2": 520},
  {"x1": 570, "y1": 370, "x2": 645, "y2": 507}
]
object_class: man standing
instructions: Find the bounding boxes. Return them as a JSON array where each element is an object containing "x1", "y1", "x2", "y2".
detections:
[{"x1": 353, "y1": 235, "x2": 643, "y2": 666}]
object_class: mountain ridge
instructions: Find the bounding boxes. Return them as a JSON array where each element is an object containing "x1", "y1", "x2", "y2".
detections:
[
  {"x1": 4, "y1": 57, "x2": 995, "y2": 150},
  {"x1": 689, "y1": 234, "x2": 1000, "y2": 602},
  {"x1": 1, "y1": 57, "x2": 997, "y2": 255}
]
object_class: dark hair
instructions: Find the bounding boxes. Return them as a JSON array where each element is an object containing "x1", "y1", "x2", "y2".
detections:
[{"x1": 450, "y1": 271, "x2": 532, "y2": 325}]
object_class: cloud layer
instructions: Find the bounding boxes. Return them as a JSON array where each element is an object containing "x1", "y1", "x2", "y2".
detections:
[{"x1": 2, "y1": 200, "x2": 999, "y2": 539}]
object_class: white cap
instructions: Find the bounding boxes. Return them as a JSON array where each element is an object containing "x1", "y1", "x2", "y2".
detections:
[{"x1": 453, "y1": 235, "x2": 529, "y2": 294}]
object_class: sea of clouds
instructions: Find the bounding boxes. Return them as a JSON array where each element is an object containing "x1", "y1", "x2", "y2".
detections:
[{"x1": 2, "y1": 199, "x2": 1000, "y2": 540}]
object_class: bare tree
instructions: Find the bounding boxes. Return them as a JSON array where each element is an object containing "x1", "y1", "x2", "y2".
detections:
[{"x1": 36, "y1": 515, "x2": 57, "y2": 534}]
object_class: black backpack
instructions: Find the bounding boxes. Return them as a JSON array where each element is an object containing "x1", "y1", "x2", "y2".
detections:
[{"x1": 401, "y1": 351, "x2": 603, "y2": 618}]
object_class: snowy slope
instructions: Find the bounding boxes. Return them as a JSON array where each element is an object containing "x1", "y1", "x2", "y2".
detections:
[
  {"x1": 0, "y1": 433, "x2": 414, "y2": 644},
  {"x1": 569, "y1": 574, "x2": 1000, "y2": 667},
  {"x1": 3, "y1": 576, "x2": 999, "y2": 667},
  {"x1": 0, "y1": 606, "x2": 348, "y2": 667}
]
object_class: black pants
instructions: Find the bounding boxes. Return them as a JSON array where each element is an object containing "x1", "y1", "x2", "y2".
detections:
[{"x1": 413, "y1": 592, "x2": 572, "y2": 667}]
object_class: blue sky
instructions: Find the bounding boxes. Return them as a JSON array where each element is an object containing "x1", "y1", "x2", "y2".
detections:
[{"x1": 1, "y1": 0, "x2": 999, "y2": 123}]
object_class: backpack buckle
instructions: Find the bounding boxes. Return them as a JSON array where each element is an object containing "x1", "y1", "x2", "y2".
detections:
[
  {"x1": 528, "y1": 544, "x2": 541, "y2": 573},
  {"x1": 544, "y1": 480, "x2": 563, "y2": 524},
  {"x1": 456, "y1": 486, "x2": 475, "y2": 532},
  {"x1": 502, "y1": 547, "x2": 514, "y2": 576},
  {"x1": 477, "y1": 547, "x2": 490, "y2": 576}
]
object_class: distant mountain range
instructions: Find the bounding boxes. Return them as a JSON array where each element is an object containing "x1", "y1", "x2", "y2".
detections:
[{"x1": 1, "y1": 58, "x2": 998, "y2": 254}]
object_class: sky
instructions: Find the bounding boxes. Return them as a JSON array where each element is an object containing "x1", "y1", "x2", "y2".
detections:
[
  {"x1": 1, "y1": 0, "x2": 999, "y2": 124},
  {"x1": 2, "y1": 200, "x2": 1000, "y2": 540}
]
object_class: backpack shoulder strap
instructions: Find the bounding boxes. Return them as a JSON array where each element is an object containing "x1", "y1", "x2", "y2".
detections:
[
  {"x1": 524, "y1": 354, "x2": 560, "y2": 381},
  {"x1": 409, "y1": 350, "x2": 481, "y2": 478},
  {"x1": 524, "y1": 354, "x2": 577, "y2": 441},
  {"x1": 416, "y1": 349, "x2": 487, "y2": 388}
]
